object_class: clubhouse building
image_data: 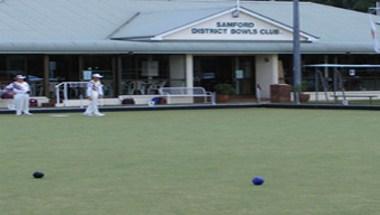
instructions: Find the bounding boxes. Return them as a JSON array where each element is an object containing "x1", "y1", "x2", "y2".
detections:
[{"x1": 0, "y1": 0, "x2": 379, "y2": 104}]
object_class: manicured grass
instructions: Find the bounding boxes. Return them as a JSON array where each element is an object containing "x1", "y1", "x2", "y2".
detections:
[{"x1": 0, "y1": 109, "x2": 380, "y2": 215}]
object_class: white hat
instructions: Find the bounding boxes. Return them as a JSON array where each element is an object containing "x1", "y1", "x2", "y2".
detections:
[
  {"x1": 15, "y1": 75, "x2": 26, "y2": 79},
  {"x1": 92, "y1": 73, "x2": 103, "y2": 78}
]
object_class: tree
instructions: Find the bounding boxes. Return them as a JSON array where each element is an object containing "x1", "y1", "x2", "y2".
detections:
[
  {"x1": 308, "y1": 0, "x2": 377, "y2": 12},
  {"x1": 247, "y1": 0, "x2": 378, "y2": 12}
]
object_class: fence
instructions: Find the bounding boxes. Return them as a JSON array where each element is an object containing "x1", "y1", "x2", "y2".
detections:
[{"x1": 55, "y1": 82, "x2": 88, "y2": 107}]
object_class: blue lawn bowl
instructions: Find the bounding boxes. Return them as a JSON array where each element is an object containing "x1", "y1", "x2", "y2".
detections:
[{"x1": 252, "y1": 176, "x2": 264, "y2": 186}]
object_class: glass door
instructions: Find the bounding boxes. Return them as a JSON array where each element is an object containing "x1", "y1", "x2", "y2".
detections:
[
  {"x1": 234, "y1": 56, "x2": 255, "y2": 96},
  {"x1": 194, "y1": 56, "x2": 255, "y2": 96}
]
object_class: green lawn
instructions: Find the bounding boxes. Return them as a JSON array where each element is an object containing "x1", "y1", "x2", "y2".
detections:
[{"x1": 0, "y1": 109, "x2": 379, "y2": 215}]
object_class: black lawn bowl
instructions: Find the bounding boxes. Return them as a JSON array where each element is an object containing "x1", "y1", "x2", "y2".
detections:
[{"x1": 33, "y1": 171, "x2": 45, "y2": 179}]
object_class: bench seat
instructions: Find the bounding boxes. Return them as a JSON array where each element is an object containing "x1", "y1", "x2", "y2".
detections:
[{"x1": 158, "y1": 87, "x2": 215, "y2": 105}]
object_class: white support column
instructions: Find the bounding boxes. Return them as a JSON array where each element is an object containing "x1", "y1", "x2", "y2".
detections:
[
  {"x1": 185, "y1": 54, "x2": 194, "y2": 88},
  {"x1": 255, "y1": 54, "x2": 279, "y2": 98}
]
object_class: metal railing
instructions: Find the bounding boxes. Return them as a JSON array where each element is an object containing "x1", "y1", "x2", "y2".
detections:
[
  {"x1": 158, "y1": 87, "x2": 216, "y2": 105},
  {"x1": 55, "y1": 82, "x2": 87, "y2": 107}
]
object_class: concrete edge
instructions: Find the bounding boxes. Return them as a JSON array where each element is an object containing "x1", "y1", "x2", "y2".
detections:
[{"x1": 1, "y1": 103, "x2": 380, "y2": 114}]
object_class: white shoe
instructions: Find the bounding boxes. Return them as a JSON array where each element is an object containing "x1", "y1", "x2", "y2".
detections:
[
  {"x1": 24, "y1": 112, "x2": 33, "y2": 115},
  {"x1": 94, "y1": 112, "x2": 105, "y2": 117},
  {"x1": 16, "y1": 112, "x2": 22, "y2": 116},
  {"x1": 83, "y1": 112, "x2": 93, "y2": 117}
]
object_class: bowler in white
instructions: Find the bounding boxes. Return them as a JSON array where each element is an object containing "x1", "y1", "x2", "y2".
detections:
[
  {"x1": 5, "y1": 75, "x2": 32, "y2": 116},
  {"x1": 83, "y1": 73, "x2": 105, "y2": 116}
]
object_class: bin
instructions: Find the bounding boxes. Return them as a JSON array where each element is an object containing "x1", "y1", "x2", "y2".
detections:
[{"x1": 270, "y1": 84, "x2": 291, "y2": 103}]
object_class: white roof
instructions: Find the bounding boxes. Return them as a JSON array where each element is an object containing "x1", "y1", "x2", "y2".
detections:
[{"x1": 0, "y1": 0, "x2": 377, "y2": 54}]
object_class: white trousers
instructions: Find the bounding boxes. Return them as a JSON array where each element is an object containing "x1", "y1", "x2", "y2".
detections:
[
  {"x1": 84, "y1": 92, "x2": 101, "y2": 115},
  {"x1": 7, "y1": 99, "x2": 15, "y2": 110},
  {"x1": 14, "y1": 93, "x2": 30, "y2": 115}
]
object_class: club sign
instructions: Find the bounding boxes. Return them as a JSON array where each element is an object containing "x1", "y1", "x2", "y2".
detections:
[
  {"x1": 191, "y1": 22, "x2": 280, "y2": 36},
  {"x1": 160, "y1": 10, "x2": 299, "y2": 41}
]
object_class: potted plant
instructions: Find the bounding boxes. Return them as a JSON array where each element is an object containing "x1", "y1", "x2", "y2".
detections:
[
  {"x1": 293, "y1": 82, "x2": 310, "y2": 103},
  {"x1": 299, "y1": 93, "x2": 310, "y2": 103},
  {"x1": 214, "y1": 83, "x2": 235, "y2": 103}
]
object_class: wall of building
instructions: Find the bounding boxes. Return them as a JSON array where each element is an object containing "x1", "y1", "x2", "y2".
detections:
[{"x1": 255, "y1": 54, "x2": 279, "y2": 98}]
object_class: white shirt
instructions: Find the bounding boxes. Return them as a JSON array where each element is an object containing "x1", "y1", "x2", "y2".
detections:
[
  {"x1": 6, "y1": 81, "x2": 30, "y2": 94},
  {"x1": 86, "y1": 80, "x2": 104, "y2": 97}
]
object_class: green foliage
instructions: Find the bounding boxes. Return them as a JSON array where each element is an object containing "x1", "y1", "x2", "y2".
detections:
[
  {"x1": 308, "y1": 0, "x2": 377, "y2": 11},
  {"x1": 214, "y1": 83, "x2": 236, "y2": 95},
  {"x1": 292, "y1": 81, "x2": 309, "y2": 92},
  {"x1": 249, "y1": 0, "x2": 377, "y2": 12}
]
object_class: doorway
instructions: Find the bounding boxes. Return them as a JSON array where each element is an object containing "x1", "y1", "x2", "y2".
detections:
[{"x1": 194, "y1": 56, "x2": 256, "y2": 96}]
